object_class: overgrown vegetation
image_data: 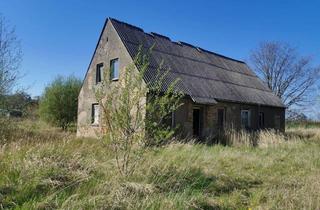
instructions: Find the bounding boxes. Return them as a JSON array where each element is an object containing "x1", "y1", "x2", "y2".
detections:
[
  {"x1": 39, "y1": 75, "x2": 81, "y2": 130},
  {"x1": 1, "y1": 120, "x2": 320, "y2": 209},
  {"x1": 95, "y1": 49, "x2": 183, "y2": 176}
]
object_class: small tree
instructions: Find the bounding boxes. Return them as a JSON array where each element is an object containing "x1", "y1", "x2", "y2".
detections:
[
  {"x1": 0, "y1": 91, "x2": 31, "y2": 110},
  {"x1": 96, "y1": 49, "x2": 183, "y2": 176},
  {"x1": 0, "y1": 14, "x2": 22, "y2": 97},
  {"x1": 39, "y1": 75, "x2": 81, "y2": 130}
]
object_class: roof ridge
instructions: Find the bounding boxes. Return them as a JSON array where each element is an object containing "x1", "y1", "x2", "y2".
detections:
[
  {"x1": 109, "y1": 17, "x2": 245, "y2": 63},
  {"x1": 150, "y1": 32, "x2": 171, "y2": 40},
  {"x1": 109, "y1": 17, "x2": 144, "y2": 32},
  {"x1": 110, "y1": 18, "x2": 285, "y2": 108}
]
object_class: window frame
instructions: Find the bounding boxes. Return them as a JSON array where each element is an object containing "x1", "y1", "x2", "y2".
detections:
[
  {"x1": 91, "y1": 103, "x2": 100, "y2": 126},
  {"x1": 110, "y1": 58, "x2": 119, "y2": 81},
  {"x1": 241, "y1": 109, "x2": 251, "y2": 129},
  {"x1": 96, "y1": 63, "x2": 104, "y2": 84}
]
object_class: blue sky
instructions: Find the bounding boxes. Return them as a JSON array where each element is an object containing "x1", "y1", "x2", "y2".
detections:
[{"x1": 1, "y1": 0, "x2": 320, "y2": 99}]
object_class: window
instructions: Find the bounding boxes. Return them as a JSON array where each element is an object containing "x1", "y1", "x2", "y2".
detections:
[
  {"x1": 91, "y1": 103, "x2": 100, "y2": 125},
  {"x1": 241, "y1": 110, "x2": 251, "y2": 129},
  {"x1": 259, "y1": 112, "x2": 265, "y2": 128},
  {"x1": 96, "y1": 63, "x2": 104, "y2": 84},
  {"x1": 217, "y1": 108, "x2": 225, "y2": 128},
  {"x1": 110, "y1": 58, "x2": 119, "y2": 80}
]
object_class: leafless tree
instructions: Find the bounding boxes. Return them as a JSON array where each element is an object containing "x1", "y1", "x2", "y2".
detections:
[
  {"x1": 250, "y1": 41, "x2": 320, "y2": 108},
  {"x1": 0, "y1": 14, "x2": 22, "y2": 96}
]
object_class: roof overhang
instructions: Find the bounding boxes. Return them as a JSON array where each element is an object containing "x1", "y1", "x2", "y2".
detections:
[{"x1": 191, "y1": 96, "x2": 218, "y2": 105}]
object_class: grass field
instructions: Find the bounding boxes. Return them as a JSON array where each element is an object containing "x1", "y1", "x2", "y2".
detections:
[{"x1": 1, "y1": 120, "x2": 320, "y2": 209}]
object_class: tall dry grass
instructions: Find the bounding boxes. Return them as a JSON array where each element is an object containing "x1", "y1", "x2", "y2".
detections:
[
  {"x1": 1, "y1": 120, "x2": 320, "y2": 209},
  {"x1": 221, "y1": 128, "x2": 303, "y2": 148}
]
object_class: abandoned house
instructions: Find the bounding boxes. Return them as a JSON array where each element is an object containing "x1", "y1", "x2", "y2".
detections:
[{"x1": 77, "y1": 18, "x2": 285, "y2": 138}]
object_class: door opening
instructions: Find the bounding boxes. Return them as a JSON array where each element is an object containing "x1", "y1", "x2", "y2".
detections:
[
  {"x1": 217, "y1": 108, "x2": 225, "y2": 129},
  {"x1": 193, "y1": 108, "x2": 201, "y2": 137}
]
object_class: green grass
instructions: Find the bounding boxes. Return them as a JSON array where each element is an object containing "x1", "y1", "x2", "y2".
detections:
[
  {"x1": 286, "y1": 120, "x2": 320, "y2": 129},
  {"x1": 1, "y1": 121, "x2": 320, "y2": 209}
]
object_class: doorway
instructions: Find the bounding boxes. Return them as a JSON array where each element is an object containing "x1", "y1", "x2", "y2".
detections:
[
  {"x1": 217, "y1": 108, "x2": 225, "y2": 129},
  {"x1": 193, "y1": 108, "x2": 202, "y2": 137}
]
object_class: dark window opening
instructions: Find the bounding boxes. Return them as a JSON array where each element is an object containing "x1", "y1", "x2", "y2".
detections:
[
  {"x1": 259, "y1": 112, "x2": 265, "y2": 128},
  {"x1": 96, "y1": 63, "x2": 104, "y2": 84}
]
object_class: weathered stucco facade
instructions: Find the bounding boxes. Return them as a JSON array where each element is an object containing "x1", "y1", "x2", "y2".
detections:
[
  {"x1": 77, "y1": 20, "x2": 141, "y2": 137},
  {"x1": 77, "y1": 18, "x2": 286, "y2": 139}
]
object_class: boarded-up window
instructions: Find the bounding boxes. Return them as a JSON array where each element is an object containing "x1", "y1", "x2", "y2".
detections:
[
  {"x1": 96, "y1": 63, "x2": 103, "y2": 84},
  {"x1": 92, "y1": 103, "x2": 100, "y2": 125},
  {"x1": 110, "y1": 58, "x2": 119, "y2": 80},
  {"x1": 241, "y1": 110, "x2": 251, "y2": 129}
]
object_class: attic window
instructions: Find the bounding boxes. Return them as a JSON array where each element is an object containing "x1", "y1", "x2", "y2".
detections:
[
  {"x1": 196, "y1": 47, "x2": 202, "y2": 52},
  {"x1": 96, "y1": 63, "x2": 104, "y2": 84},
  {"x1": 110, "y1": 58, "x2": 119, "y2": 81}
]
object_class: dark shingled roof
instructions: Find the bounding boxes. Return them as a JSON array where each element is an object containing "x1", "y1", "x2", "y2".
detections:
[{"x1": 109, "y1": 18, "x2": 285, "y2": 108}]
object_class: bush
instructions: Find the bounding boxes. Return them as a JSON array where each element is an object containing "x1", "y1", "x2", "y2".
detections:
[
  {"x1": 0, "y1": 118, "x2": 15, "y2": 144},
  {"x1": 39, "y1": 75, "x2": 81, "y2": 130},
  {"x1": 96, "y1": 48, "x2": 183, "y2": 176}
]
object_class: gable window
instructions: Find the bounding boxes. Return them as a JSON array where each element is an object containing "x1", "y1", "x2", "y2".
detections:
[
  {"x1": 96, "y1": 63, "x2": 104, "y2": 84},
  {"x1": 91, "y1": 103, "x2": 100, "y2": 125},
  {"x1": 110, "y1": 58, "x2": 119, "y2": 80},
  {"x1": 259, "y1": 112, "x2": 265, "y2": 128},
  {"x1": 241, "y1": 110, "x2": 251, "y2": 129}
]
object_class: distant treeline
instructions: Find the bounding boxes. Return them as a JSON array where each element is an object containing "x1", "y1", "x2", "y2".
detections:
[{"x1": 286, "y1": 120, "x2": 320, "y2": 128}]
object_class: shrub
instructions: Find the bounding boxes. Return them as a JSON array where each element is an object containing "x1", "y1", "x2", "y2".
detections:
[
  {"x1": 0, "y1": 117, "x2": 15, "y2": 144},
  {"x1": 96, "y1": 48, "x2": 183, "y2": 176},
  {"x1": 39, "y1": 75, "x2": 81, "y2": 130}
]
